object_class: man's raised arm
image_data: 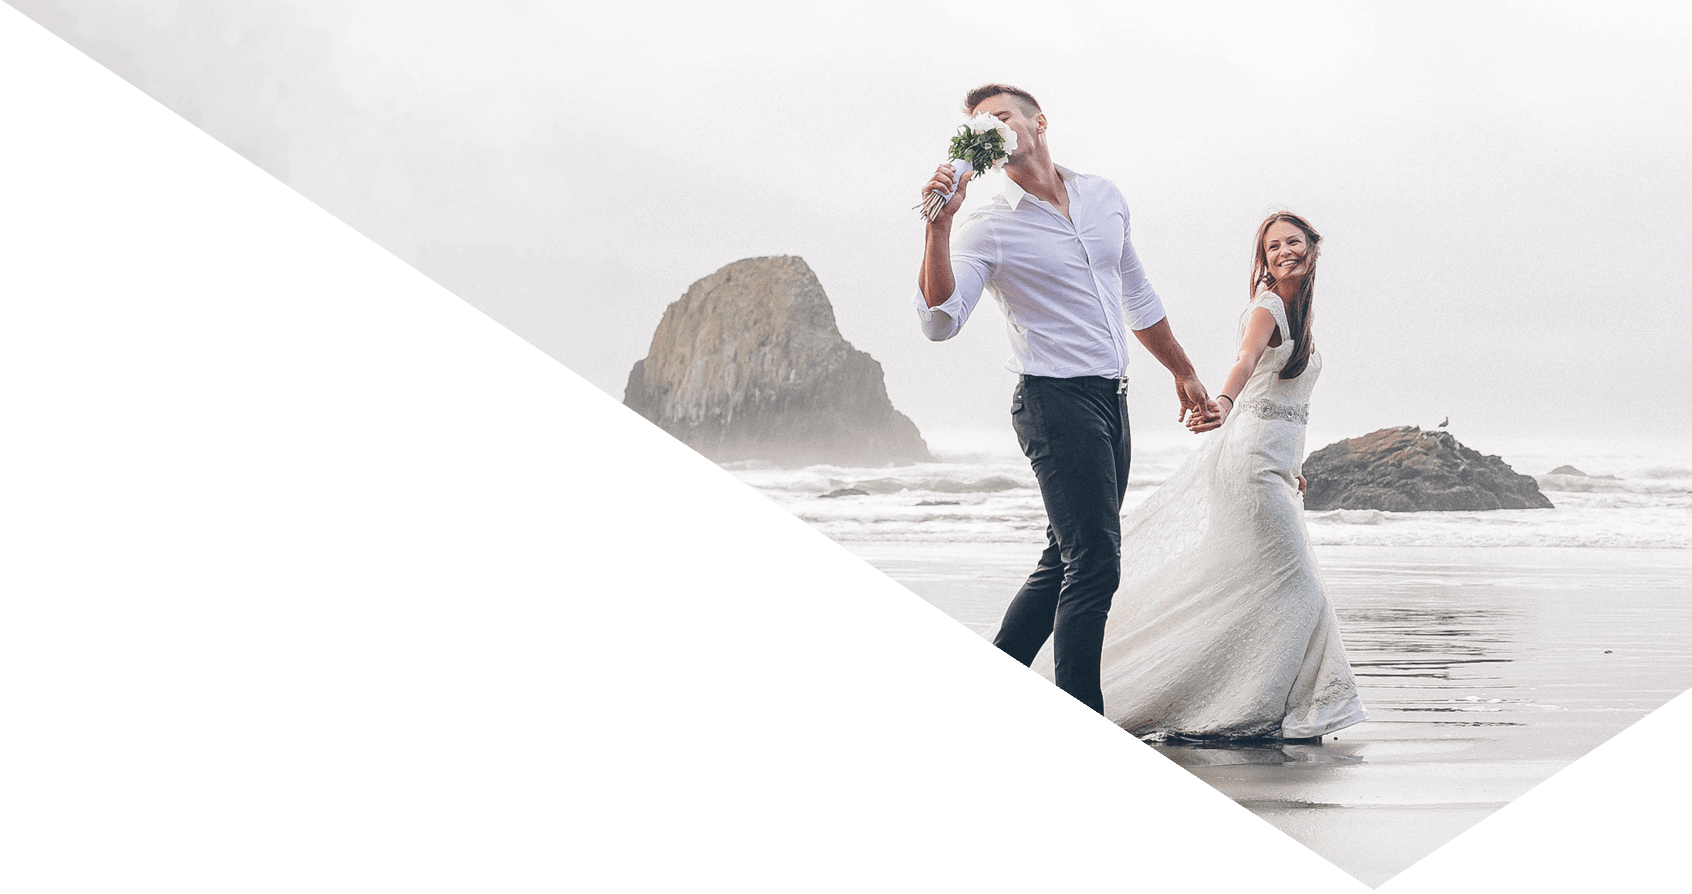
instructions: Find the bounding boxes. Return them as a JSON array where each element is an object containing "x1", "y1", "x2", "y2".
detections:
[
  {"x1": 914, "y1": 165, "x2": 990, "y2": 342},
  {"x1": 919, "y1": 219, "x2": 958, "y2": 311}
]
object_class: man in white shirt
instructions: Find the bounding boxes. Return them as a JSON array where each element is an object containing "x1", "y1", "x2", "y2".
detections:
[{"x1": 915, "y1": 84, "x2": 1219, "y2": 715}]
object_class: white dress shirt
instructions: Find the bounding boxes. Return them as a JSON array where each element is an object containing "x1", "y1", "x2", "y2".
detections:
[{"x1": 914, "y1": 165, "x2": 1168, "y2": 379}]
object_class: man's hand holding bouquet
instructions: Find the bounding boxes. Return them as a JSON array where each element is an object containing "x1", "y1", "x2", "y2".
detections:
[{"x1": 916, "y1": 113, "x2": 1018, "y2": 221}]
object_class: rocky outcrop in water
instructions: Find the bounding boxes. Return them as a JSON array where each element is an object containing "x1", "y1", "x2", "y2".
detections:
[
  {"x1": 624, "y1": 256, "x2": 932, "y2": 466},
  {"x1": 1304, "y1": 426, "x2": 1553, "y2": 511},
  {"x1": 1537, "y1": 465, "x2": 1622, "y2": 493}
]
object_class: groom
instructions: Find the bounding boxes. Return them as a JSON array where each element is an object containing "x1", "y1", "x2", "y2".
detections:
[{"x1": 914, "y1": 84, "x2": 1218, "y2": 714}]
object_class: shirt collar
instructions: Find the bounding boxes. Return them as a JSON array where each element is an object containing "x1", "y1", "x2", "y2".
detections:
[{"x1": 1001, "y1": 163, "x2": 1078, "y2": 212}]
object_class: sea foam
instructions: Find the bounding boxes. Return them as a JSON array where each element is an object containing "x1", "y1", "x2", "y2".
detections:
[{"x1": 727, "y1": 445, "x2": 1692, "y2": 549}]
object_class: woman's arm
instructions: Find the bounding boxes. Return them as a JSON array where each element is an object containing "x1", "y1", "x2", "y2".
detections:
[{"x1": 1192, "y1": 307, "x2": 1279, "y2": 428}]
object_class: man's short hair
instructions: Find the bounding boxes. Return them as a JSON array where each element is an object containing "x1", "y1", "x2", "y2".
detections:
[{"x1": 964, "y1": 84, "x2": 1041, "y2": 116}]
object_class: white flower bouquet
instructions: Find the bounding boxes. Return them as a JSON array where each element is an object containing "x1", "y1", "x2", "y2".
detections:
[{"x1": 916, "y1": 113, "x2": 1019, "y2": 221}]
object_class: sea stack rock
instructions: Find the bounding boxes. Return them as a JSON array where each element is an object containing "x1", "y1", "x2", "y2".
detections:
[
  {"x1": 623, "y1": 256, "x2": 932, "y2": 466},
  {"x1": 1537, "y1": 465, "x2": 1621, "y2": 493},
  {"x1": 1303, "y1": 426, "x2": 1553, "y2": 511}
]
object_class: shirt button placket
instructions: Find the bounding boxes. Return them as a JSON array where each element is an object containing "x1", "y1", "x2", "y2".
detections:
[{"x1": 1078, "y1": 227, "x2": 1126, "y2": 379}]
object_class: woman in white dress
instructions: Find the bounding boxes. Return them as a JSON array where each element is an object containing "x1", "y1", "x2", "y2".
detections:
[{"x1": 1035, "y1": 211, "x2": 1366, "y2": 741}]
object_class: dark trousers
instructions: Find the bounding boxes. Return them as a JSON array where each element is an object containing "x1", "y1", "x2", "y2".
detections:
[{"x1": 991, "y1": 375, "x2": 1131, "y2": 714}]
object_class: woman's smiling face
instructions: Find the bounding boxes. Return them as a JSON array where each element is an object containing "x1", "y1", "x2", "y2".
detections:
[{"x1": 1262, "y1": 220, "x2": 1313, "y2": 284}]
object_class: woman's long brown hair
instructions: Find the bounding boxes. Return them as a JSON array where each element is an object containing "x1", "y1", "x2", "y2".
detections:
[{"x1": 1249, "y1": 211, "x2": 1322, "y2": 379}]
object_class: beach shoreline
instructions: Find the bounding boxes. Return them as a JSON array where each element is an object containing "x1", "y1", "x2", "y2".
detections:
[{"x1": 842, "y1": 541, "x2": 1692, "y2": 885}]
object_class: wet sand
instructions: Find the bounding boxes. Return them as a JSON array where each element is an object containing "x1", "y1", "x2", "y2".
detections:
[{"x1": 843, "y1": 541, "x2": 1692, "y2": 886}]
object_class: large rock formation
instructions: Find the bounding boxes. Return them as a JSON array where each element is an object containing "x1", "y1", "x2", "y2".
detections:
[
  {"x1": 1304, "y1": 426, "x2": 1553, "y2": 511},
  {"x1": 624, "y1": 256, "x2": 932, "y2": 466}
]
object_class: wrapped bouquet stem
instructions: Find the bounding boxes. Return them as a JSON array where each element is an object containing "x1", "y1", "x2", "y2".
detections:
[{"x1": 916, "y1": 113, "x2": 1018, "y2": 221}]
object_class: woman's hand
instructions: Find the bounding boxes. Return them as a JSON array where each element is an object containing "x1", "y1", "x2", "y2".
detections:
[
  {"x1": 1179, "y1": 376, "x2": 1223, "y2": 432},
  {"x1": 1186, "y1": 401, "x2": 1224, "y2": 432},
  {"x1": 1188, "y1": 394, "x2": 1229, "y2": 432},
  {"x1": 1297, "y1": 475, "x2": 1307, "y2": 496}
]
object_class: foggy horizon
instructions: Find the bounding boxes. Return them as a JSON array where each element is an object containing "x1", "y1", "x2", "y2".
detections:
[{"x1": 14, "y1": 0, "x2": 1690, "y2": 460}]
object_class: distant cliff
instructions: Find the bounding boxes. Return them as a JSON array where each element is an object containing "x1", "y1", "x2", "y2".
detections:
[
  {"x1": 1304, "y1": 426, "x2": 1553, "y2": 511},
  {"x1": 624, "y1": 256, "x2": 932, "y2": 466}
]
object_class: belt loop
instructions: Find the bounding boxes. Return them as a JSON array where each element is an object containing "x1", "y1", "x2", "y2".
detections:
[{"x1": 1117, "y1": 376, "x2": 1129, "y2": 395}]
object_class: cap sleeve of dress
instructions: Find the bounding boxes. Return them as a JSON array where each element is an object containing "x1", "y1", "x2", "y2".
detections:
[{"x1": 1253, "y1": 291, "x2": 1292, "y2": 343}]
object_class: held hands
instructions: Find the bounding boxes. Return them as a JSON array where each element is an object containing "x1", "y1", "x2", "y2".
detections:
[
  {"x1": 1191, "y1": 398, "x2": 1228, "y2": 432},
  {"x1": 1191, "y1": 394, "x2": 1231, "y2": 432},
  {"x1": 1178, "y1": 375, "x2": 1224, "y2": 433},
  {"x1": 923, "y1": 164, "x2": 974, "y2": 223}
]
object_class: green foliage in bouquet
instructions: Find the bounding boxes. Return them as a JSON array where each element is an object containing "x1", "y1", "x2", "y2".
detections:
[{"x1": 948, "y1": 126, "x2": 1009, "y2": 174}]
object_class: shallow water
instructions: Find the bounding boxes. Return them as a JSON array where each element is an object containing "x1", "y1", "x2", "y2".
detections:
[
  {"x1": 748, "y1": 445, "x2": 1692, "y2": 882},
  {"x1": 1202, "y1": 547, "x2": 1692, "y2": 883},
  {"x1": 843, "y1": 542, "x2": 1692, "y2": 886},
  {"x1": 754, "y1": 436, "x2": 1692, "y2": 880}
]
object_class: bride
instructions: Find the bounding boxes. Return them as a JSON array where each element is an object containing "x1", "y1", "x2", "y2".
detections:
[{"x1": 1035, "y1": 211, "x2": 1366, "y2": 742}]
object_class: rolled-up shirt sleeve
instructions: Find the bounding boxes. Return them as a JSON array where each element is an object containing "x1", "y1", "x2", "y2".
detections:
[
  {"x1": 1118, "y1": 202, "x2": 1168, "y2": 331},
  {"x1": 914, "y1": 215, "x2": 995, "y2": 341}
]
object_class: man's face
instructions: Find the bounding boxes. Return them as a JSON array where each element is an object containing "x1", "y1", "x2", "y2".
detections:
[{"x1": 969, "y1": 93, "x2": 1042, "y2": 163}]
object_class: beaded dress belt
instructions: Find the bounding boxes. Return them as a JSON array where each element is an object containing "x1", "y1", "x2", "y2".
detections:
[{"x1": 1243, "y1": 397, "x2": 1309, "y2": 425}]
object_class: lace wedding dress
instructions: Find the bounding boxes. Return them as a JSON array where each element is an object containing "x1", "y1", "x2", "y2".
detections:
[{"x1": 1035, "y1": 292, "x2": 1366, "y2": 740}]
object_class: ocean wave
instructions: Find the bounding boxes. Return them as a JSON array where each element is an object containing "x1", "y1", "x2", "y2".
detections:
[
  {"x1": 1536, "y1": 473, "x2": 1692, "y2": 495},
  {"x1": 1301, "y1": 503, "x2": 1692, "y2": 548},
  {"x1": 839, "y1": 474, "x2": 1030, "y2": 495},
  {"x1": 1312, "y1": 509, "x2": 1386, "y2": 526},
  {"x1": 730, "y1": 451, "x2": 1692, "y2": 550}
]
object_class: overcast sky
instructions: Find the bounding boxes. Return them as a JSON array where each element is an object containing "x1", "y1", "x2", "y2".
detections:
[{"x1": 17, "y1": 0, "x2": 1691, "y2": 459}]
